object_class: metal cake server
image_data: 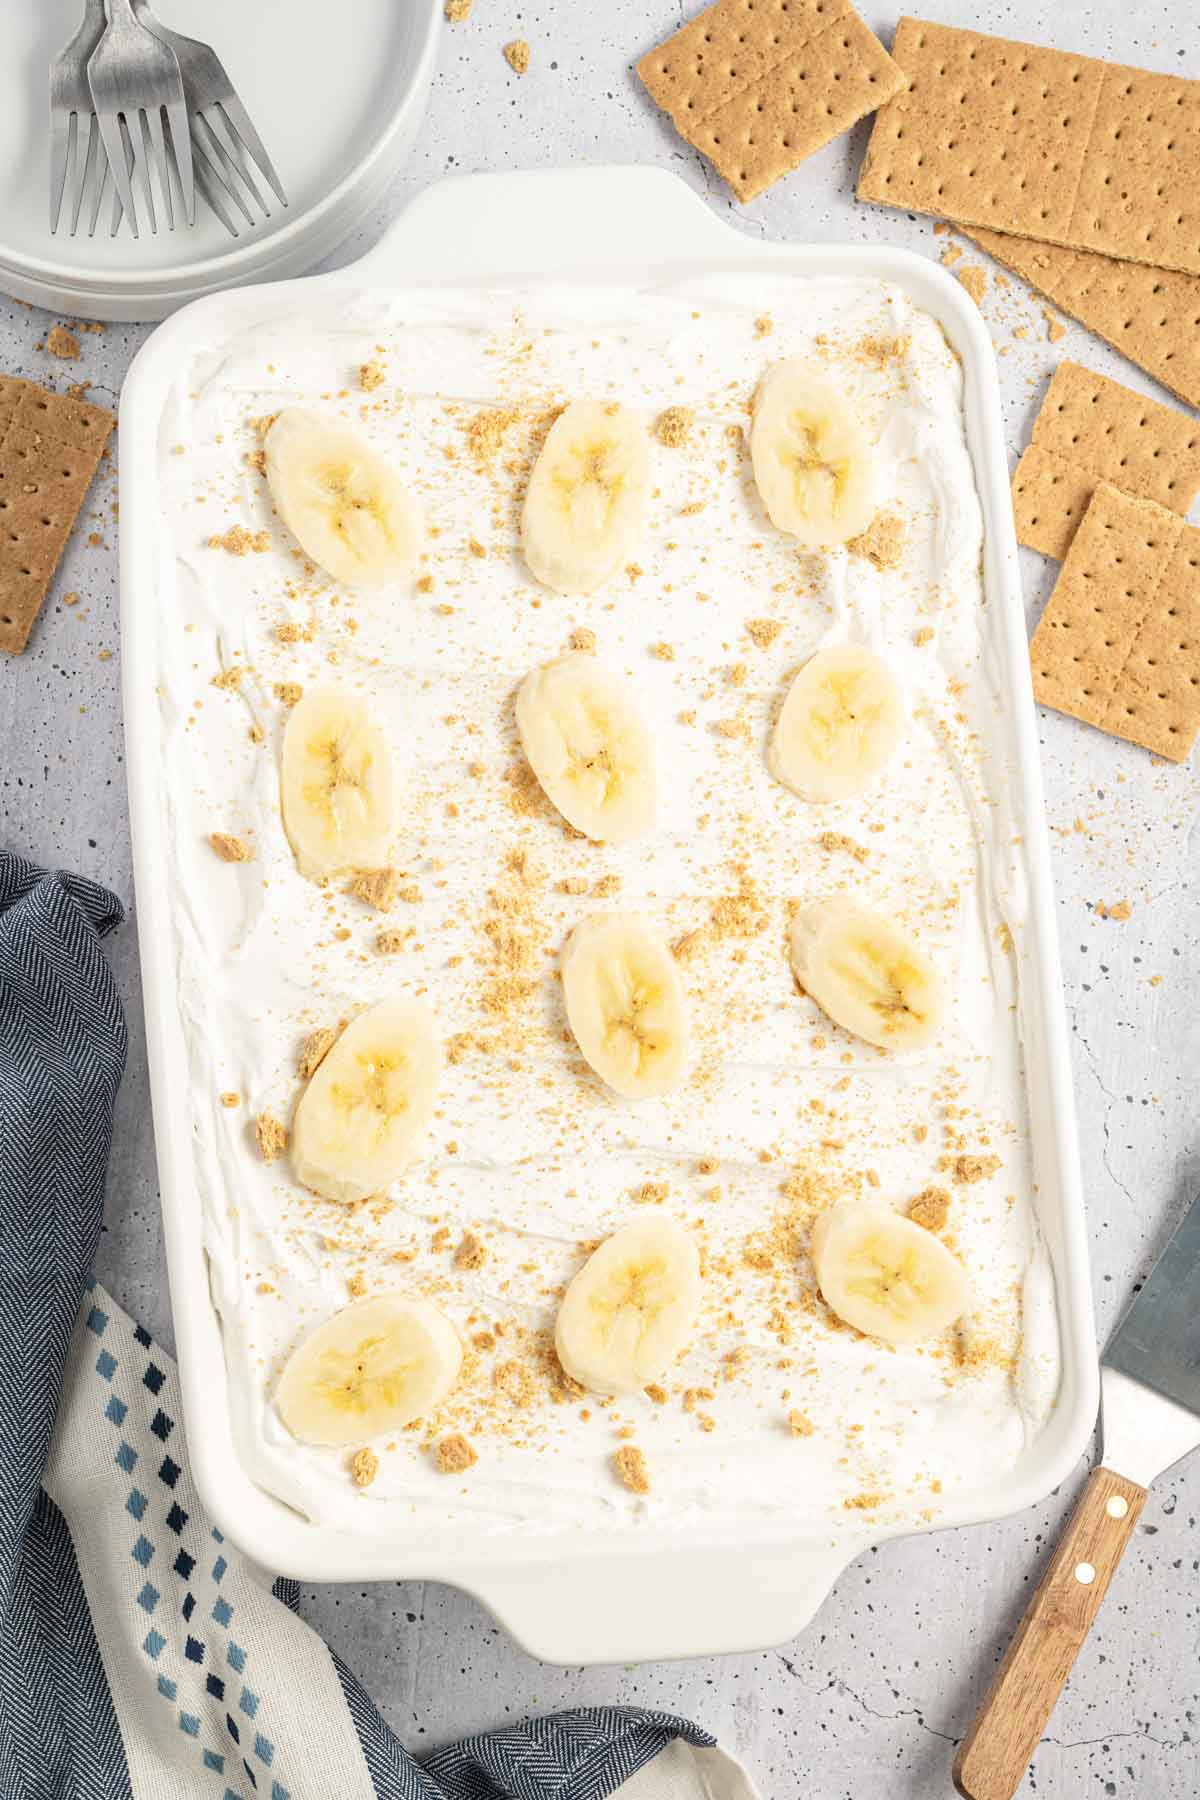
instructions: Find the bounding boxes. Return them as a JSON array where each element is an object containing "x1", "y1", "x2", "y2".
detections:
[{"x1": 954, "y1": 1194, "x2": 1200, "y2": 1800}]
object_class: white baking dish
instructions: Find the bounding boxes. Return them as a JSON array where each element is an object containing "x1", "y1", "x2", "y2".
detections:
[{"x1": 120, "y1": 166, "x2": 1098, "y2": 1665}]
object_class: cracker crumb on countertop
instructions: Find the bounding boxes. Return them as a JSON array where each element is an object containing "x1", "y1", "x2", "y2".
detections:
[
  {"x1": 436, "y1": 1434, "x2": 477, "y2": 1473},
  {"x1": 210, "y1": 832, "x2": 252, "y2": 863},
  {"x1": 613, "y1": 1445, "x2": 650, "y2": 1494}
]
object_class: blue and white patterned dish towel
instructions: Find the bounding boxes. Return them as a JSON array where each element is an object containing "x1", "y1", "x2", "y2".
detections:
[{"x1": 0, "y1": 850, "x2": 759, "y2": 1800}]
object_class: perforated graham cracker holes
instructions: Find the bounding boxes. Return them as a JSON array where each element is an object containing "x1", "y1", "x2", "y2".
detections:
[
  {"x1": 0, "y1": 379, "x2": 114, "y2": 656},
  {"x1": 637, "y1": 0, "x2": 905, "y2": 202},
  {"x1": 1030, "y1": 485, "x2": 1200, "y2": 763},
  {"x1": 859, "y1": 21, "x2": 1200, "y2": 276},
  {"x1": 1011, "y1": 361, "x2": 1200, "y2": 562}
]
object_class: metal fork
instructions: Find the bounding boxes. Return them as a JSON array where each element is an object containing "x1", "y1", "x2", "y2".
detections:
[
  {"x1": 49, "y1": 0, "x2": 109, "y2": 234},
  {"x1": 131, "y1": 0, "x2": 287, "y2": 233},
  {"x1": 86, "y1": 0, "x2": 195, "y2": 239}
]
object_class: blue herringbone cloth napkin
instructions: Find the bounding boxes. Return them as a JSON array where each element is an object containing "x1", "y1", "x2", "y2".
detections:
[{"x1": 0, "y1": 851, "x2": 757, "y2": 1800}]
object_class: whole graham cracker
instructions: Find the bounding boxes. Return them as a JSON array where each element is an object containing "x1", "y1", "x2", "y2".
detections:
[
  {"x1": 964, "y1": 228, "x2": 1200, "y2": 413},
  {"x1": 859, "y1": 20, "x2": 1200, "y2": 277},
  {"x1": 0, "y1": 380, "x2": 114, "y2": 655},
  {"x1": 1012, "y1": 361, "x2": 1200, "y2": 561},
  {"x1": 1030, "y1": 484, "x2": 1200, "y2": 762},
  {"x1": 638, "y1": 0, "x2": 906, "y2": 204}
]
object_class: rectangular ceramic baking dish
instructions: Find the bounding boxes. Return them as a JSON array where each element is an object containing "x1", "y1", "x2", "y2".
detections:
[{"x1": 120, "y1": 165, "x2": 1098, "y2": 1666}]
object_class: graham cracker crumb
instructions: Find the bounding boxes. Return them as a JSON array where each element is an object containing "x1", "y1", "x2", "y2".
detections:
[
  {"x1": 592, "y1": 873, "x2": 620, "y2": 898},
  {"x1": 417, "y1": 574, "x2": 435, "y2": 594},
  {"x1": 754, "y1": 316, "x2": 774, "y2": 338},
  {"x1": 1042, "y1": 307, "x2": 1067, "y2": 344},
  {"x1": 940, "y1": 243, "x2": 963, "y2": 267},
  {"x1": 673, "y1": 927, "x2": 709, "y2": 961},
  {"x1": 298, "y1": 1027, "x2": 337, "y2": 1082},
  {"x1": 465, "y1": 406, "x2": 519, "y2": 464},
  {"x1": 746, "y1": 617, "x2": 782, "y2": 648},
  {"x1": 209, "y1": 525, "x2": 270, "y2": 556},
  {"x1": 570, "y1": 626, "x2": 596, "y2": 653},
  {"x1": 255, "y1": 1111, "x2": 288, "y2": 1163},
  {"x1": 352, "y1": 867, "x2": 399, "y2": 911},
  {"x1": 613, "y1": 1445, "x2": 650, "y2": 1495},
  {"x1": 435, "y1": 1434, "x2": 477, "y2": 1473},
  {"x1": 728, "y1": 662, "x2": 747, "y2": 687},
  {"x1": 914, "y1": 626, "x2": 935, "y2": 647},
  {"x1": 957, "y1": 265, "x2": 988, "y2": 306},
  {"x1": 818, "y1": 831, "x2": 868, "y2": 863},
  {"x1": 445, "y1": 0, "x2": 472, "y2": 17},
  {"x1": 249, "y1": 723, "x2": 265, "y2": 745},
  {"x1": 359, "y1": 362, "x2": 385, "y2": 391},
  {"x1": 63, "y1": 591, "x2": 80, "y2": 607},
  {"x1": 210, "y1": 832, "x2": 252, "y2": 863},
  {"x1": 495, "y1": 1360, "x2": 536, "y2": 1407},
  {"x1": 455, "y1": 1230, "x2": 488, "y2": 1271},
  {"x1": 468, "y1": 537, "x2": 487, "y2": 559},
  {"x1": 788, "y1": 1409, "x2": 815, "y2": 1438},
  {"x1": 246, "y1": 449, "x2": 266, "y2": 474},
  {"x1": 212, "y1": 665, "x2": 243, "y2": 691},
  {"x1": 910, "y1": 1185, "x2": 951, "y2": 1233},
  {"x1": 276, "y1": 621, "x2": 305, "y2": 643},
  {"x1": 645, "y1": 1384, "x2": 668, "y2": 1405},
  {"x1": 446, "y1": 1031, "x2": 476, "y2": 1064},
  {"x1": 844, "y1": 1491, "x2": 884, "y2": 1511},
  {"x1": 652, "y1": 641, "x2": 675, "y2": 661},
  {"x1": 220, "y1": 1091, "x2": 240, "y2": 1109},
  {"x1": 947, "y1": 1154, "x2": 1002, "y2": 1186},
  {"x1": 1104, "y1": 899, "x2": 1132, "y2": 921},
  {"x1": 274, "y1": 682, "x2": 303, "y2": 706},
  {"x1": 847, "y1": 513, "x2": 906, "y2": 572},
  {"x1": 347, "y1": 1271, "x2": 368, "y2": 1299},
  {"x1": 503, "y1": 38, "x2": 530, "y2": 74},
  {"x1": 376, "y1": 928, "x2": 410, "y2": 955},
  {"x1": 638, "y1": 1180, "x2": 669, "y2": 1204},
  {"x1": 655, "y1": 406, "x2": 694, "y2": 448},
  {"x1": 350, "y1": 1447, "x2": 379, "y2": 1489},
  {"x1": 47, "y1": 325, "x2": 80, "y2": 360}
]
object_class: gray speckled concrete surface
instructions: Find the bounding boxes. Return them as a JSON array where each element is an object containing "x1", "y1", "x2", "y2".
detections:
[{"x1": 2, "y1": 2, "x2": 1199, "y2": 1794}]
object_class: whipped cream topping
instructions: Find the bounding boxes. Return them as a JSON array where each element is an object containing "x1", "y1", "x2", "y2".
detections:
[{"x1": 151, "y1": 272, "x2": 1061, "y2": 1538}]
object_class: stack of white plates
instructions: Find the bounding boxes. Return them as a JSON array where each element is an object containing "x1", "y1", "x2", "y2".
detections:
[{"x1": 0, "y1": 0, "x2": 441, "y2": 321}]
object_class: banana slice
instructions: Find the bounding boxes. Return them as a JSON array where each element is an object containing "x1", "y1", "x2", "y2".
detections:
[
  {"x1": 265, "y1": 408, "x2": 423, "y2": 588},
  {"x1": 516, "y1": 652, "x2": 657, "y2": 842},
  {"x1": 811, "y1": 1201, "x2": 969, "y2": 1346},
  {"x1": 555, "y1": 1216, "x2": 701, "y2": 1395},
  {"x1": 292, "y1": 998, "x2": 441, "y2": 1203},
  {"x1": 280, "y1": 686, "x2": 396, "y2": 881},
  {"x1": 276, "y1": 1293, "x2": 462, "y2": 1446},
  {"x1": 750, "y1": 361, "x2": 875, "y2": 546},
  {"x1": 789, "y1": 896, "x2": 946, "y2": 1051},
  {"x1": 562, "y1": 912, "x2": 689, "y2": 1099},
  {"x1": 521, "y1": 399, "x2": 651, "y2": 592},
  {"x1": 770, "y1": 644, "x2": 906, "y2": 802}
]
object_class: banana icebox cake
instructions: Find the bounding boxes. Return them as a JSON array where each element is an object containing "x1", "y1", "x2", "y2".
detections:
[{"x1": 152, "y1": 273, "x2": 1061, "y2": 1537}]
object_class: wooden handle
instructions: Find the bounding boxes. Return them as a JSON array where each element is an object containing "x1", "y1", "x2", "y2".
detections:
[{"x1": 953, "y1": 1466, "x2": 1147, "y2": 1800}]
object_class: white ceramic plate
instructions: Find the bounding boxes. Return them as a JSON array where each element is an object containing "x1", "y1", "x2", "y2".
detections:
[
  {"x1": 0, "y1": 0, "x2": 440, "y2": 320},
  {"x1": 120, "y1": 166, "x2": 1099, "y2": 1666}
]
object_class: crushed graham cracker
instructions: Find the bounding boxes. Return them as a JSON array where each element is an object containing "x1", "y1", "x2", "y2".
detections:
[
  {"x1": 445, "y1": 0, "x2": 472, "y2": 17},
  {"x1": 274, "y1": 682, "x2": 303, "y2": 706},
  {"x1": 745, "y1": 617, "x2": 782, "y2": 649},
  {"x1": 754, "y1": 316, "x2": 774, "y2": 338},
  {"x1": 913, "y1": 626, "x2": 935, "y2": 647},
  {"x1": 570, "y1": 626, "x2": 596, "y2": 653},
  {"x1": 359, "y1": 362, "x2": 385, "y2": 391},
  {"x1": 957, "y1": 265, "x2": 988, "y2": 306},
  {"x1": 350, "y1": 1447, "x2": 379, "y2": 1488},
  {"x1": 494, "y1": 1360, "x2": 536, "y2": 1407},
  {"x1": 465, "y1": 406, "x2": 519, "y2": 464},
  {"x1": 376, "y1": 928, "x2": 410, "y2": 955},
  {"x1": 503, "y1": 39, "x2": 529, "y2": 74},
  {"x1": 788, "y1": 1409, "x2": 815, "y2": 1438},
  {"x1": 347, "y1": 1271, "x2": 368, "y2": 1299},
  {"x1": 655, "y1": 406, "x2": 694, "y2": 448},
  {"x1": 351, "y1": 867, "x2": 399, "y2": 910},
  {"x1": 435, "y1": 1434, "x2": 477, "y2": 1473},
  {"x1": 946, "y1": 1154, "x2": 1002, "y2": 1186},
  {"x1": 209, "y1": 525, "x2": 270, "y2": 556},
  {"x1": 651, "y1": 641, "x2": 675, "y2": 661},
  {"x1": 210, "y1": 832, "x2": 252, "y2": 863},
  {"x1": 298, "y1": 1027, "x2": 337, "y2": 1082},
  {"x1": 910, "y1": 1186, "x2": 951, "y2": 1233},
  {"x1": 847, "y1": 513, "x2": 906, "y2": 571},
  {"x1": 255, "y1": 1111, "x2": 288, "y2": 1162},
  {"x1": 818, "y1": 831, "x2": 868, "y2": 863},
  {"x1": 211, "y1": 665, "x2": 243, "y2": 691},
  {"x1": 613, "y1": 1445, "x2": 650, "y2": 1494},
  {"x1": 46, "y1": 325, "x2": 80, "y2": 360},
  {"x1": 455, "y1": 1230, "x2": 488, "y2": 1271}
]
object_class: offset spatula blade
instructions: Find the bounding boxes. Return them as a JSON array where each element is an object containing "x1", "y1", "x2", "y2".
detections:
[{"x1": 1105, "y1": 1194, "x2": 1200, "y2": 1418}]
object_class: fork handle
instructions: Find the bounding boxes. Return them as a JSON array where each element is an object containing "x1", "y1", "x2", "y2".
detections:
[{"x1": 953, "y1": 1467, "x2": 1147, "y2": 1800}]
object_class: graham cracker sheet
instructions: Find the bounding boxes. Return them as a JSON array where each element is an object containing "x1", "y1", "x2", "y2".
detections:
[
  {"x1": 638, "y1": 0, "x2": 906, "y2": 203},
  {"x1": 1012, "y1": 360, "x2": 1200, "y2": 561},
  {"x1": 1029, "y1": 483, "x2": 1200, "y2": 762},
  {"x1": 0, "y1": 379, "x2": 114, "y2": 656},
  {"x1": 859, "y1": 20, "x2": 1200, "y2": 277},
  {"x1": 965, "y1": 228, "x2": 1200, "y2": 414}
]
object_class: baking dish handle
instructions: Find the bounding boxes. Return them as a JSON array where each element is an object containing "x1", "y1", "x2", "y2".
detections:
[
  {"x1": 352, "y1": 164, "x2": 739, "y2": 285},
  {"x1": 456, "y1": 1535, "x2": 862, "y2": 1666}
]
